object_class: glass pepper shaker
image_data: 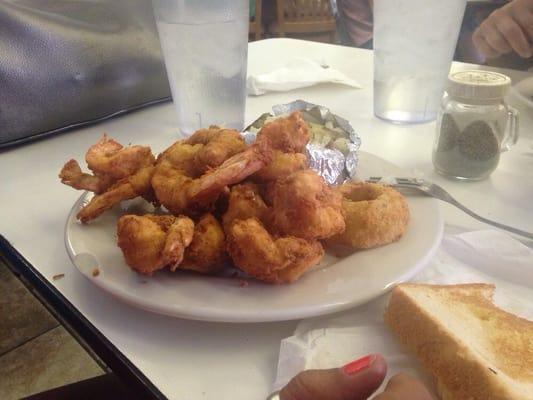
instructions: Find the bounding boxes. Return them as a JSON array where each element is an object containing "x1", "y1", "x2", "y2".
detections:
[{"x1": 432, "y1": 70, "x2": 519, "y2": 181}]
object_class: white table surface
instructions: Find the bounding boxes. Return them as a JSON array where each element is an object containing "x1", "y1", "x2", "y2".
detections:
[{"x1": 1, "y1": 38, "x2": 532, "y2": 399}]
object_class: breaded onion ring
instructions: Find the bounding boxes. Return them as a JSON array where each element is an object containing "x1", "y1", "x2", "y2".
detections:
[{"x1": 328, "y1": 182, "x2": 409, "y2": 249}]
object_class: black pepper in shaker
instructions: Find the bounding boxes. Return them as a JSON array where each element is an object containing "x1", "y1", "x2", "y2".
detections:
[
  {"x1": 455, "y1": 120, "x2": 500, "y2": 179},
  {"x1": 458, "y1": 120, "x2": 499, "y2": 161},
  {"x1": 432, "y1": 70, "x2": 515, "y2": 180},
  {"x1": 433, "y1": 113, "x2": 461, "y2": 175},
  {"x1": 436, "y1": 113, "x2": 460, "y2": 152}
]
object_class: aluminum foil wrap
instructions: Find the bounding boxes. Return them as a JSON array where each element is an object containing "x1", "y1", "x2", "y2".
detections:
[{"x1": 243, "y1": 100, "x2": 361, "y2": 185}]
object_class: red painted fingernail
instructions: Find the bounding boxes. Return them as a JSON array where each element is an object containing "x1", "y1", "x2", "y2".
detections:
[{"x1": 341, "y1": 354, "x2": 375, "y2": 375}]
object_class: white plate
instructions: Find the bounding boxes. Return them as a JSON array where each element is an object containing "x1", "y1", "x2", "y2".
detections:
[{"x1": 65, "y1": 152, "x2": 443, "y2": 322}]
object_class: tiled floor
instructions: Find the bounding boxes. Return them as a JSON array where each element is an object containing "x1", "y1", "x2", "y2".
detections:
[{"x1": 0, "y1": 260, "x2": 103, "y2": 400}]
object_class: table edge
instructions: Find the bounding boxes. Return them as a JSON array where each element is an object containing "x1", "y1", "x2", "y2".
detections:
[{"x1": 0, "y1": 234, "x2": 167, "y2": 400}]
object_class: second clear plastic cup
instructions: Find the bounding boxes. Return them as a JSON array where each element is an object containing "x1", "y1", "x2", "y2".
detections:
[
  {"x1": 373, "y1": 0, "x2": 467, "y2": 124},
  {"x1": 152, "y1": 0, "x2": 249, "y2": 135}
]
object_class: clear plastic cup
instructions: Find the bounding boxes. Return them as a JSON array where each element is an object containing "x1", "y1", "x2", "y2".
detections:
[
  {"x1": 373, "y1": 0, "x2": 467, "y2": 124},
  {"x1": 152, "y1": 0, "x2": 249, "y2": 134}
]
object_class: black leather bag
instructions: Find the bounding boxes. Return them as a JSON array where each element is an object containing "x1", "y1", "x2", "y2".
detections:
[{"x1": 0, "y1": 0, "x2": 171, "y2": 148}]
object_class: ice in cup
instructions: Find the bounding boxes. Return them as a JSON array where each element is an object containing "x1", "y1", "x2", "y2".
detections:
[
  {"x1": 152, "y1": 0, "x2": 249, "y2": 134},
  {"x1": 373, "y1": 0, "x2": 467, "y2": 124}
]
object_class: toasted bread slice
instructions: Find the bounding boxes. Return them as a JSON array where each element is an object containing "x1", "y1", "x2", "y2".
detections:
[{"x1": 384, "y1": 283, "x2": 533, "y2": 400}]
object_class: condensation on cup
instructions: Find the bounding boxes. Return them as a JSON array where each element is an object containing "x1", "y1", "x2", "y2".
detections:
[
  {"x1": 152, "y1": 0, "x2": 249, "y2": 135},
  {"x1": 373, "y1": 0, "x2": 467, "y2": 124}
]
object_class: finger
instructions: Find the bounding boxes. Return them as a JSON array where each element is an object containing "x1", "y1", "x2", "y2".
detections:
[
  {"x1": 495, "y1": 14, "x2": 532, "y2": 57},
  {"x1": 480, "y1": 17, "x2": 513, "y2": 55},
  {"x1": 515, "y1": 15, "x2": 533, "y2": 42},
  {"x1": 473, "y1": 29, "x2": 501, "y2": 59},
  {"x1": 508, "y1": 2, "x2": 533, "y2": 41},
  {"x1": 373, "y1": 373, "x2": 434, "y2": 400},
  {"x1": 279, "y1": 354, "x2": 387, "y2": 400}
]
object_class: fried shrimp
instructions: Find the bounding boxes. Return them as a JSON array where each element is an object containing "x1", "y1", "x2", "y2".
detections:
[
  {"x1": 253, "y1": 112, "x2": 310, "y2": 182},
  {"x1": 117, "y1": 214, "x2": 194, "y2": 275},
  {"x1": 152, "y1": 140, "x2": 272, "y2": 215},
  {"x1": 251, "y1": 151, "x2": 308, "y2": 182},
  {"x1": 256, "y1": 111, "x2": 310, "y2": 153},
  {"x1": 85, "y1": 134, "x2": 155, "y2": 178},
  {"x1": 59, "y1": 134, "x2": 155, "y2": 194},
  {"x1": 77, "y1": 166, "x2": 155, "y2": 223},
  {"x1": 59, "y1": 159, "x2": 114, "y2": 194},
  {"x1": 328, "y1": 182, "x2": 409, "y2": 249},
  {"x1": 182, "y1": 214, "x2": 226, "y2": 274},
  {"x1": 156, "y1": 141, "x2": 204, "y2": 177},
  {"x1": 184, "y1": 127, "x2": 247, "y2": 173},
  {"x1": 222, "y1": 183, "x2": 270, "y2": 228},
  {"x1": 271, "y1": 169, "x2": 345, "y2": 240},
  {"x1": 227, "y1": 218, "x2": 324, "y2": 284}
]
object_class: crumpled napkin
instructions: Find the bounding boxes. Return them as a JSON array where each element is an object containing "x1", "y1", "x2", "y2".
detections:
[
  {"x1": 272, "y1": 230, "x2": 533, "y2": 396},
  {"x1": 247, "y1": 57, "x2": 361, "y2": 96}
]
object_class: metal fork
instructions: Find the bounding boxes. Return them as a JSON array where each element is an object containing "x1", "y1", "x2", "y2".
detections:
[{"x1": 367, "y1": 177, "x2": 533, "y2": 241}]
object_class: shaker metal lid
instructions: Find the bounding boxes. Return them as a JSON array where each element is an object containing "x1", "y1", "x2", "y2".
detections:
[{"x1": 447, "y1": 70, "x2": 511, "y2": 101}]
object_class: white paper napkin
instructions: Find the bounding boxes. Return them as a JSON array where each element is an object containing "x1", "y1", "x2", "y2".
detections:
[
  {"x1": 247, "y1": 57, "x2": 361, "y2": 96},
  {"x1": 272, "y1": 230, "x2": 533, "y2": 396}
]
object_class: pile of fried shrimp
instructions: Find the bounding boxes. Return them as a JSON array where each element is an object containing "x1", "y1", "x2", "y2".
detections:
[{"x1": 59, "y1": 112, "x2": 410, "y2": 284}]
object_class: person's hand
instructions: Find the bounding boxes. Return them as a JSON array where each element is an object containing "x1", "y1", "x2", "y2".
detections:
[
  {"x1": 372, "y1": 373, "x2": 434, "y2": 400},
  {"x1": 473, "y1": 0, "x2": 533, "y2": 59},
  {"x1": 279, "y1": 354, "x2": 434, "y2": 400}
]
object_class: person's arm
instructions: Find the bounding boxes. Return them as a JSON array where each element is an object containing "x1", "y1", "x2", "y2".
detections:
[
  {"x1": 279, "y1": 354, "x2": 433, "y2": 400},
  {"x1": 473, "y1": 0, "x2": 533, "y2": 59},
  {"x1": 337, "y1": 0, "x2": 374, "y2": 47}
]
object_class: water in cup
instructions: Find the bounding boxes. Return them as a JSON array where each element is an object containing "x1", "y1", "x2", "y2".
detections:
[
  {"x1": 152, "y1": 0, "x2": 248, "y2": 135},
  {"x1": 373, "y1": 0, "x2": 467, "y2": 123}
]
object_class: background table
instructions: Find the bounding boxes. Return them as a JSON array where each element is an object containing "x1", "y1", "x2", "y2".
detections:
[{"x1": 1, "y1": 38, "x2": 532, "y2": 399}]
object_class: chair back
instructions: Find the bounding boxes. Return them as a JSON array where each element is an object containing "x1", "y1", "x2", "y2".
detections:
[
  {"x1": 273, "y1": 0, "x2": 336, "y2": 38},
  {"x1": 249, "y1": 0, "x2": 263, "y2": 41},
  {"x1": 281, "y1": 0, "x2": 334, "y2": 22}
]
